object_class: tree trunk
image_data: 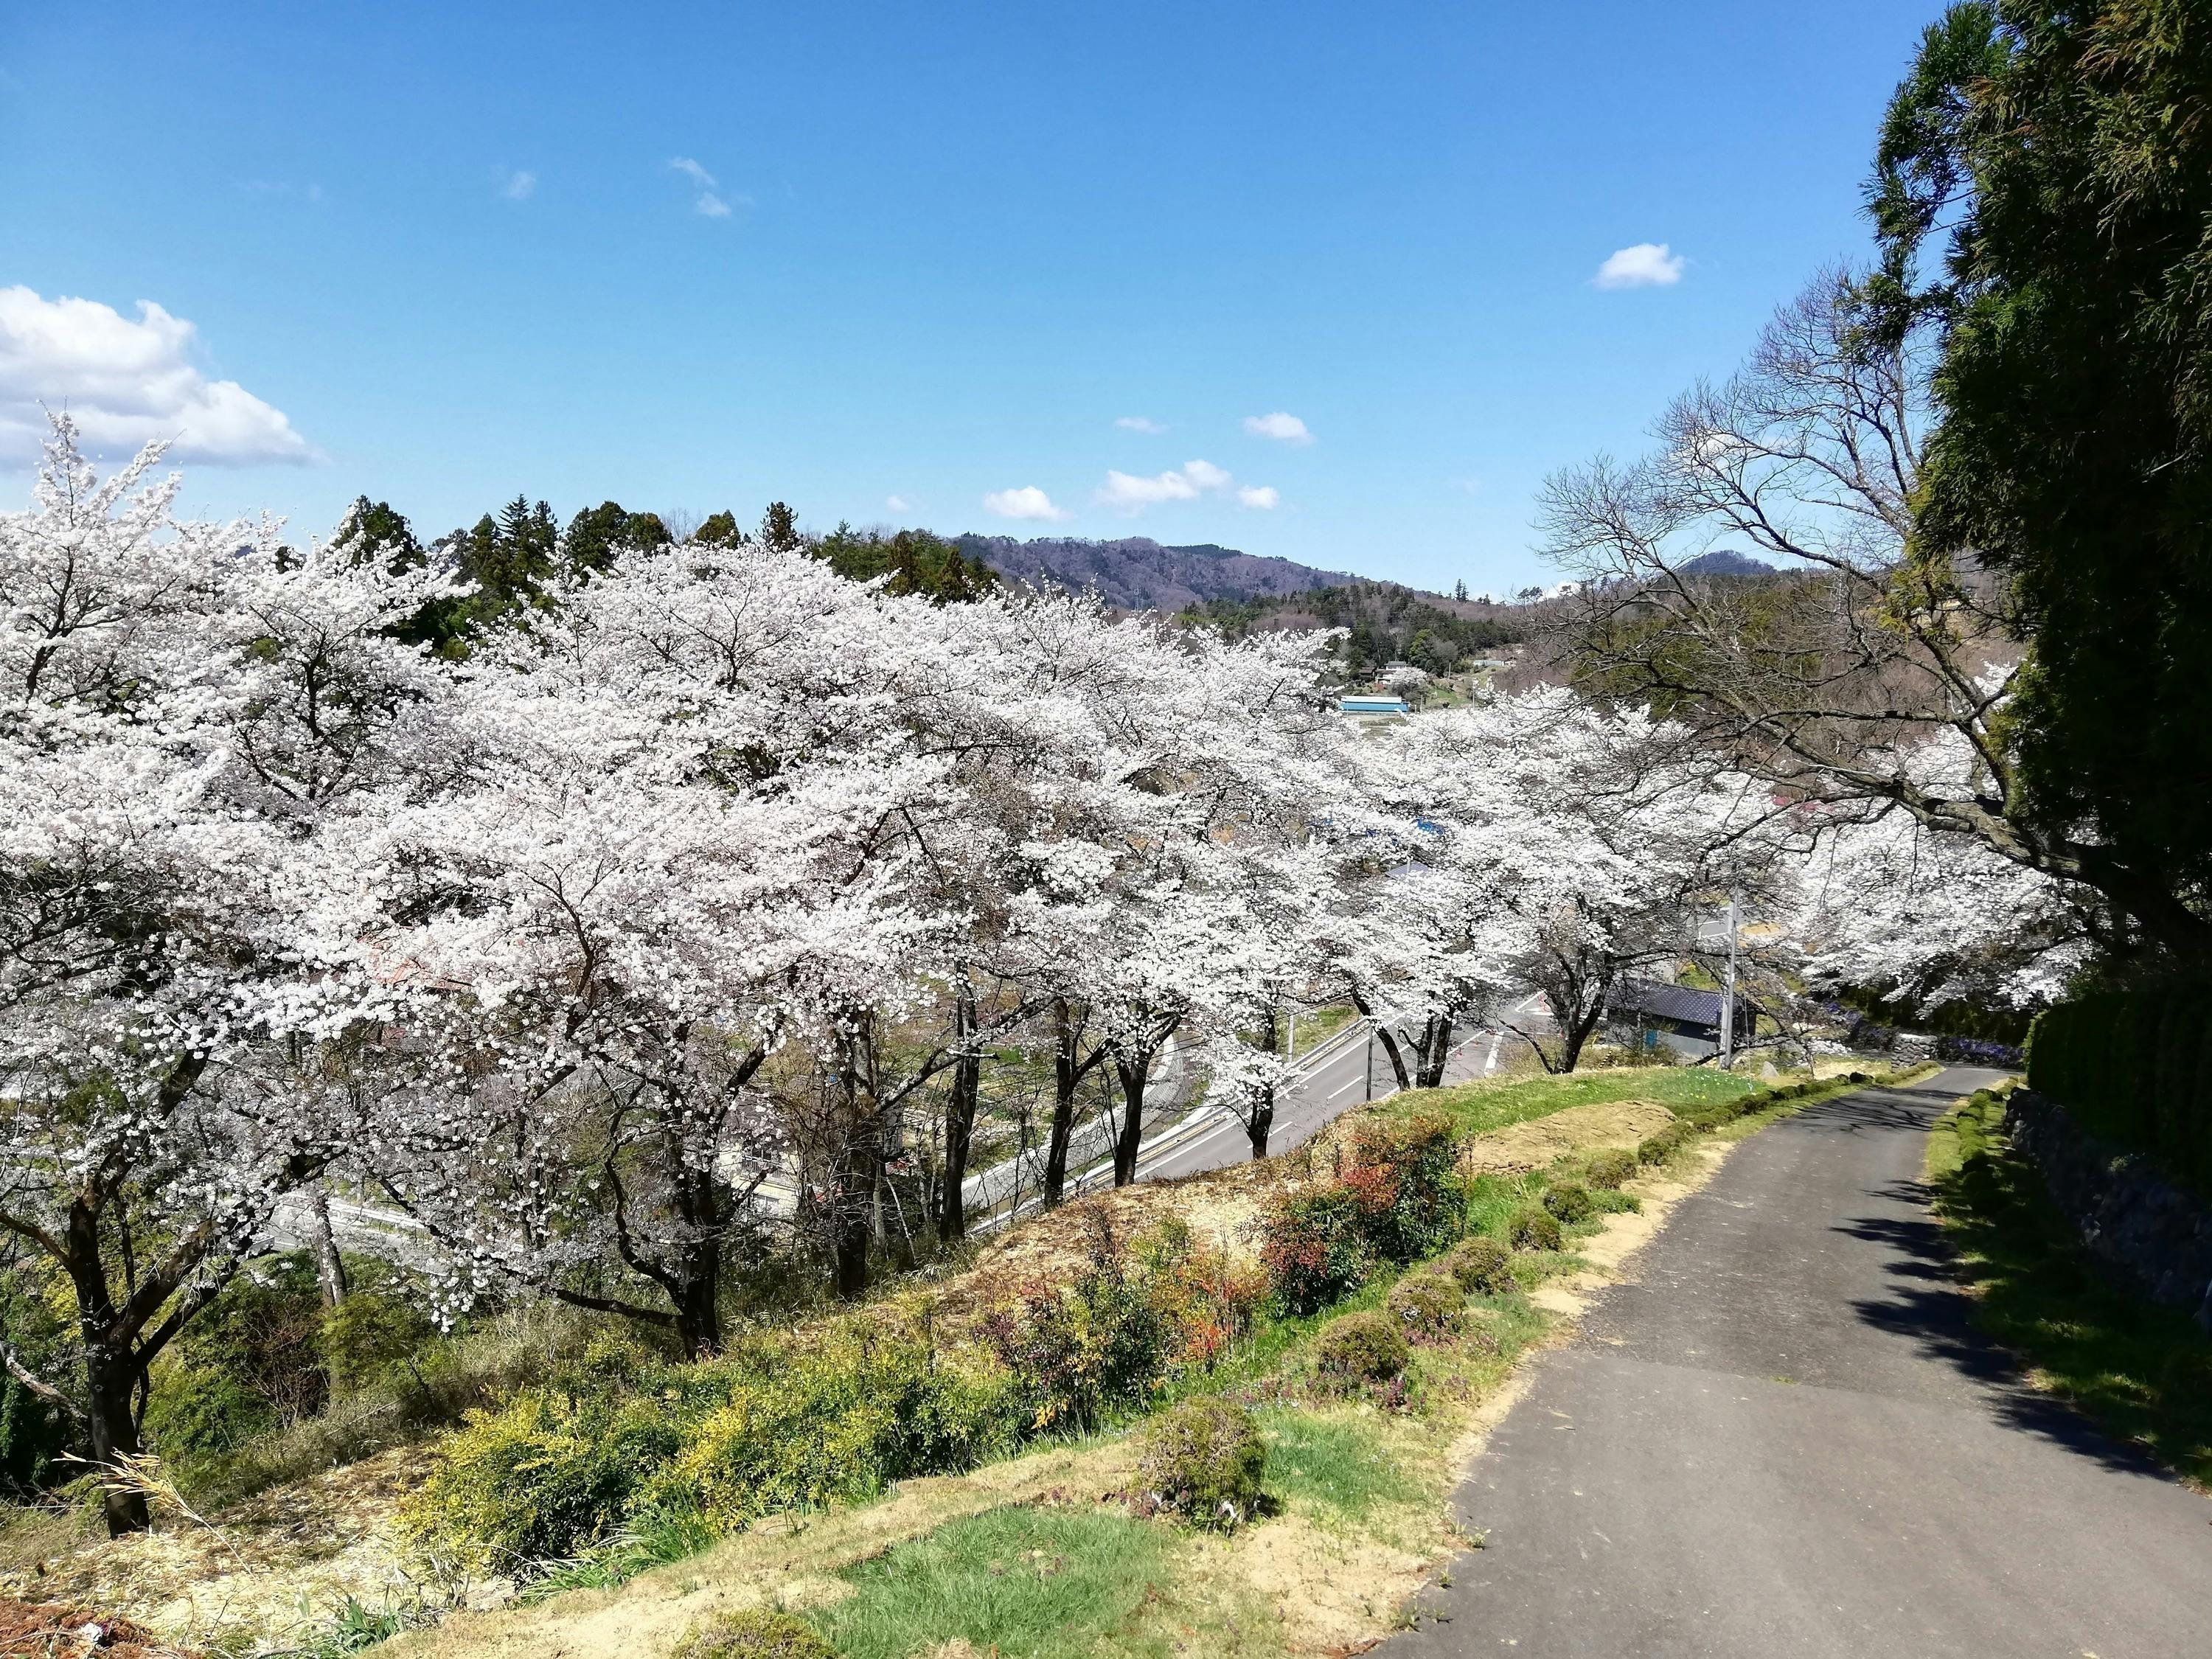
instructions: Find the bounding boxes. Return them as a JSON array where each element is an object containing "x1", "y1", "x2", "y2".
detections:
[
  {"x1": 832, "y1": 1039, "x2": 881, "y2": 1299},
  {"x1": 1110, "y1": 1051, "x2": 1151, "y2": 1186},
  {"x1": 1415, "y1": 1015, "x2": 1454, "y2": 1090},
  {"x1": 83, "y1": 1349, "x2": 149, "y2": 1537},
  {"x1": 1043, "y1": 998, "x2": 1082, "y2": 1207},
  {"x1": 1245, "y1": 1004, "x2": 1279, "y2": 1159},
  {"x1": 1349, "y1": 992, "x2": 1412, "y2": 1091},
  {"x1": 1245, "y1": 1091, "x2": 1275, "y2": 1160},
  {"x1": 310, "y1": 1189, "x2": 348, "y2": 1308},
  {"x1": 673, "y1": 1256, "x2": 722, "y2": 1360},
  {"x1": 940, "y1": 984, "x2": 981, "y2": 1241},
  {"x1": 831, "y1": 1127, "x2": 875, "y2": 1298}
]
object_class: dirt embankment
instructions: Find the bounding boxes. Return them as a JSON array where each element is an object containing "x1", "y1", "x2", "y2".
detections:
[{"x1": 0, "y1": 1596, "x2": 198, "y2": 1658}]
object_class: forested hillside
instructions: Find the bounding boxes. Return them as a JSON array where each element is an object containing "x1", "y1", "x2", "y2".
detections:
[{"x1": 953, "y1": 533, "x2": 1356, "y2": 611}]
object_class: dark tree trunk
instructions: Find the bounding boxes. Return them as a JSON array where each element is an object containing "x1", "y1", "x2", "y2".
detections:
[
  {"x1": 83, "y1": 1349, "x2": 148, "y2": 1537},
  {"x1": 1245, "y1": 1092, "x2": 1275, "y2": 1160},
  {"x1": 310, "y1": 1189, "x2": 348, "y2": 1308},
  {"x1": 1246, "y1": 1004, "x2": 1279, "y2": 1158},
  {"x1": 830, "y1": 1127, "x2": 876, "y2": 1299},
  {"x1": 1349, "y1": 992, "x2": 1412, "y2": 1091},
  {"x1": 1043, "y1": 998, "x2": 1082, "y2": 1206},
  {"x1": 940, "y1": 984, "x2": 981, "y2": 1241},
  {"x1": 673, "y1": 1260, "x2": 721, "y2": 1360},
  {"x1": 1110, "y1": 1051, "x2": 1150, "y2": 1186},
  {"x1": 1414, "y1": 1015, "x2": 1455, "y2": 1090}
]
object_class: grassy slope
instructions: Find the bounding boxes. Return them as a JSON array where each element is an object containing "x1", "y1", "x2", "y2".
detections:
[
  {"x1": 391, "y1": 1064, "x2": 1921, "y2": 1659},
  {"x1": 1374, "y1": 1063, "x2": 1757, "y2": 1138},
  {"x1": 1927, "y1": 1089, "x2": 2212, "y2": 1488}
]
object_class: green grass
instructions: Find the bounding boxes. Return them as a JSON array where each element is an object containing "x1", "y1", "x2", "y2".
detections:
[
  {"x1": 810, "y1": 1506, "x2": 1177, "y2": 1659},
  {"x1": 1253, "y1": 1410, "x2": 1418, "y2": 1520},
  {"x1": 1927, "y1": 1090, "x2": 2212, "y2": 1487},
  {"x1": 1376, "y1": 1065, "x2": 1757, "y2": 1139}
]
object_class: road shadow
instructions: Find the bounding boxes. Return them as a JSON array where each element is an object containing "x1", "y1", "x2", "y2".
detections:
[{"x1": 1838, "y1": 1175, "x2": 2183, "y2": 1484}]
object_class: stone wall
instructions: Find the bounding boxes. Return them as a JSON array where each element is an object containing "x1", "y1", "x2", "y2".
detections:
[{"x1": 2003, "y1": 1088, "x2": 2212, "y2": 1332}]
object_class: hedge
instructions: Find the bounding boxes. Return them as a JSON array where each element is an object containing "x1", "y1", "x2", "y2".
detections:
[{"x1": 2028, "y1": 985, "x2": 2212, "y2": 1195}]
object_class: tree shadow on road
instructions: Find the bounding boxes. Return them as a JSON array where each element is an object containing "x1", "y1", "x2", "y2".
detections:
[{"x1": 1838, "y1": 1135, "x2": 2212, "y2": 1489}]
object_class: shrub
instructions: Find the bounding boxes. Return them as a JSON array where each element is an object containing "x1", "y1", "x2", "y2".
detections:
[
  {"x1": 1542, "y1": 1182, "x2": 1595, "y2": 1225},
  {"x1": 1584, "y1": 1149, "x2": 1637, "y2": 1190},
  {"x1": 1260, "y1": 1110, "x2": 1467, "y2": 1314},
  {"x1": 1349, "y1": 1113, "x2": 1467, "y2": 1260},
  {"x1": 658, "y1": 1337, "x2": 1014, "y2": 1533},
  {"x1": 321, "y1": 1286, "x2": 440, "y2": 1397},
  {"x1": 1258, "y1": 1186, "x2": 1377, "y2": 1315},
  {"x1": 1138, "y1": 1397, "x2": 1267, "y2": 1528},
  {"x1": 672, "y1": 1609, "x2": 836, "y2": 1659},
  {"x1": 145, "y1": 1367, "x2": 276, "y2": 1467},
  {"x1": 402, "y1": 1371, "x2": 706, "y2": 1566},
  {"x1": 1508, "y1": 1206, "x2": 1562, "y2": 1253},
  {"x1": 1315, "y1": 1312, "x2": 1409, "y2": 1385},
  {"x1": 1636, "y1": 1128, "x2": 1684, "y2": 1166},
  {"x1": 1443, "y1": 1235, "x2": 1514, "y2": 1295},
  {"x1": 979, "y1": 1228, "x2": 1172, "y2": 1432},
  {"x1": 1385, "y1": 1272, "x2": 1465, "y2": 1343},
  {"x1": 178, "y1": 1253, "x2": 329, "y2": 1424}
]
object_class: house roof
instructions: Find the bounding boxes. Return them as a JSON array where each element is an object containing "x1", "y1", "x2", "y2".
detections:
[{"x1": 1608, "y1": 976, "x2": 1754, "y2": 1028}]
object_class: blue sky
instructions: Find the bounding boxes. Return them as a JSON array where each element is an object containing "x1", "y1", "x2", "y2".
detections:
[{"x1": 1, "y1": 1, "x2": 1941, "y2": 593}]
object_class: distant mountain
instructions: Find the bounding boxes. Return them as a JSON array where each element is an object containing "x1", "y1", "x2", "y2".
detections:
[
  {"x1": 1676, "y1": 549, "x2": 1777, "y2": 579},
  {"x1": 953, "y1": 534, "x2": 1359, "y2": 613}
]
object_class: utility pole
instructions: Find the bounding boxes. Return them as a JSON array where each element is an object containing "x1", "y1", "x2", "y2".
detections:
[{"x1": 1717, "y1": 891, "x2": 1739, "y2": 1071}]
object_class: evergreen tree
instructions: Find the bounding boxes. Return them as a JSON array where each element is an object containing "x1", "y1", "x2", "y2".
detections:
[
  {"x1": 1873, "y1": 1, "x2": 2212, "y2": 958},
  {"x1": 695, "y1": 510, "x2": 743, "y2": 547},
  {"x1": 562, "y1": 501, "x2": 671, "y2": 579},
  {"x1": 759, "y1": 501, "x2": 802, "y2": 554}
]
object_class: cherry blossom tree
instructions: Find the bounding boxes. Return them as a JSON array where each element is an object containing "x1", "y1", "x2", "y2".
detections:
[{"x1": 0, "y1": 418, "x2": 453, "y2": 1532}]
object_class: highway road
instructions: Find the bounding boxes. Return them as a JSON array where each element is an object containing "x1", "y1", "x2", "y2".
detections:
[{"x1": 1129, "y1": 992, "x2": 1548, "y2": 1185}]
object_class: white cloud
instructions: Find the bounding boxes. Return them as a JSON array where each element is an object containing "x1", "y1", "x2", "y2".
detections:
[
  {"x1": 1243, "y1": 411, "x2": 1312, "y2": 445},
  {"x1": 1593, "y1": 243, "x2": 1686, "y2": 289},
  {"x1": 1116, "y1": 415, "x2": 1168, "y2": 434},
  {"x1": 1096, "y1": 457, "x2": 1274, "y2": 514},
  {"x1": 886, "y1": 494, "x2": 914, "y2": 512},
  {"x1": 501, "y1": 168, "x2": 537, "y2": 201},
  {"x1": 983, "y1": 484, "x2": 1070, "y2": 521},
  {"x1": 0, "y1": 285, "x2": 313, "y2": 467},
  {"x1": 1099, "y1": 468, "x2": 1200, "y2": 509},
  {"x1": 670, "y1": 156, "x2": 736, "y2": 218}
]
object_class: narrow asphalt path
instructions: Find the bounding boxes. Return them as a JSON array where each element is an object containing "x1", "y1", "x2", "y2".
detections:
[{"x1": 1385, "y1": 1066, "x2": 2212, "y2": 1658}]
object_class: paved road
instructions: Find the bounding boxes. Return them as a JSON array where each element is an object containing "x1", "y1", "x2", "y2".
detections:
[{"x1": 1385, "y1": 1066, "x2": 2212, "y2": 1659}]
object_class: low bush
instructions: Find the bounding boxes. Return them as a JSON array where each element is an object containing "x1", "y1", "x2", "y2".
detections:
[
  {"x1": 321, "y1": 1280, "x2": 441, "y2": 1397},
  {"x1": 1508, "y1": 1206, "x2": 1563, "y2": 1253},
  {"x1": 977, "y1": 1210, "x2": 1250, "y2": 1433},
  {"x1": 1584, "y1": 1148, "x2": 1637, "y2": 1189},
  {"x1": 144, "y1": 1366, "x2": 277, "y2": 1468},
  {"x1": 1259, "y1": 1110, "x2": 1466, "y2": 1314},
  {"x1": 653, "y1": 1338, "x2": 1013, "y2": 1534},
  {"x1": 672, "y1": 1609, "x2": 836, "y2": 1659},
  {"x1": 1315, "y1": 1312, "x2": 1409, "y2": 1385},
  {"x1": 1542, "y1": 1182, "x2": 1595, "y2": 1225},
  {"x1": 1443, "y1": 1235, "x2": 1514, "y2": 1295},
  {"x1": 1636, "y1": 1127, "x2": 1683, "y2": 1166},
  {"x1": 1385, "y1": 1272, "x2": 1465, "y2": 1343},
  {"x1": 1137, "y1": 1396, "x2": 1267, "y2": 1528}
]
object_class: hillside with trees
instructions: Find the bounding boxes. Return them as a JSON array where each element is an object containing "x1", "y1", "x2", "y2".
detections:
[{"x1": 952, "y1": 533, "x2": 1357, "y2": 612}]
